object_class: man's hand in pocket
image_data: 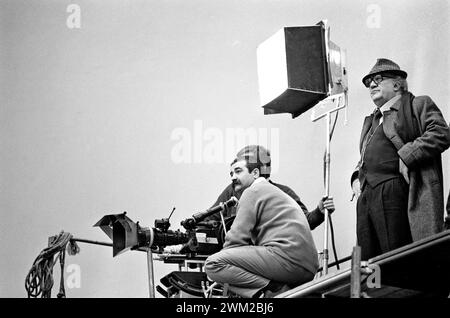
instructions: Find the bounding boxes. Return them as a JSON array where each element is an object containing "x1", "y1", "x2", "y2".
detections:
[{"x1": 399, "y1": 158, "x2": 410, "y2": 184}]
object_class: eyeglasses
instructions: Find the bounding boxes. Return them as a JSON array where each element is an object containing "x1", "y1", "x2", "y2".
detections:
[{"x1": 363, "y1": 74, "x2": 395, "y2": 88}]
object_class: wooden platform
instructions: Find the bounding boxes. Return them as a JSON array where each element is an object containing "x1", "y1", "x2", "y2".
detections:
[{"x1": 279, "y1": 230, "x2": 450, "y2": 298}]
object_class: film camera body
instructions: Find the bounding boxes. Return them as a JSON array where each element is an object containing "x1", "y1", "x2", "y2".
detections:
[
  {"x1": 94, "y1": 197, "x2": 238, "y2": 256},
  {"x1": 94, "y1": 197, "x2": 238, "y2": 297},
  {"x1": 94, "y1": 197, "x2": 238, "y2": 257}
]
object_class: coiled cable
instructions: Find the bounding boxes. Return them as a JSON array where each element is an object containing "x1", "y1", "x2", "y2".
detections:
[{"x1": 25, "y1": 231, "x2": 79, "y2": 298}]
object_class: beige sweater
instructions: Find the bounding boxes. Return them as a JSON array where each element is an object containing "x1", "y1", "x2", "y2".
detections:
[{"x1": 224, "y1": 178, "x2": 319, "y2": 274}]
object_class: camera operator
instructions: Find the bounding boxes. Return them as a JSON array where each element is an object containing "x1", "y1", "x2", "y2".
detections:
[{"x1": 205, "y1": 147, "x2": 319, "y2": 298}]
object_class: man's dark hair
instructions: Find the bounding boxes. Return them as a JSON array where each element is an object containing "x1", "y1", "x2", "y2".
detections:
[{"x1": 231, "y1": 145, "x2": 271, "y2": 178}]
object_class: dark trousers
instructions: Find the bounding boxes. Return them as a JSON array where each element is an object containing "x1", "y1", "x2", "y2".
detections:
[{"x1": 356, "y1": 177, "x2": 413, "y2": 261}]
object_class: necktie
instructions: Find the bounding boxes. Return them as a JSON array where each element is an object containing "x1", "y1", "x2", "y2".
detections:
[{"x1": 370, "y1": 108, "x2": 382, "y2": 134}]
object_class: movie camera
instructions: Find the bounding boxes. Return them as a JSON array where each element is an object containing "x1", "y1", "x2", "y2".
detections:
[{"x1": 94, "y1": 197, "x2": 238, "y2": 257}]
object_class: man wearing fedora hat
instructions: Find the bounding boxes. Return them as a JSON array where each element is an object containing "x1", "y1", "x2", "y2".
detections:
[{"x1": 351, "y1": 58, "x2": 450, "y2": 261}]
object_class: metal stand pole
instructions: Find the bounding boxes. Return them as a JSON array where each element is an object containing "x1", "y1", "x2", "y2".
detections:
[
  {"x1": 322, "y1": 112, "x2": 331, "y2": 275},
  {"x1": 70, "y1": 238, "x2": 112, "y2": 247},
  {"x1": 146, "y1": 248, "x2": 155, "y2": 298},
  {"x1": 311, "y1": 92, "x2": 347, "y2": 276}
]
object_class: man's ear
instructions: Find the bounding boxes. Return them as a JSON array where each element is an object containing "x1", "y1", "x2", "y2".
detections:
[
  {"x1": 393, "y1": 81, "x2": 401, "y2": 91},
  {"x1": 252, "y1": 168, "x2": 260, "y2": 179}
]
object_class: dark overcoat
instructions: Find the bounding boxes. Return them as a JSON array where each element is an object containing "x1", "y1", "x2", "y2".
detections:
[{"x1": 353, "y1": 92, "x2": 450, "y2": 241}]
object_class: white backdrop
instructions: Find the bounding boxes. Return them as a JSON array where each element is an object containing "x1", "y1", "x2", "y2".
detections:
[{"x1": 1, "y1": 0, "x2": 448, "y2": 297}]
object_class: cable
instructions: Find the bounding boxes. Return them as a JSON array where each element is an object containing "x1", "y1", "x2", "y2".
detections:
[
  {"x1": 328, "y1": 216, "x2": 340, "y2": 270},
  {"x1": 25, "y1": 231, "x2": 76, "y2": 298}
]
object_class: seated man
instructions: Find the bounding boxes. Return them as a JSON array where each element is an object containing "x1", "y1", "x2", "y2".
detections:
[
  {"x1": 205, "y1": 145, "x2": 334, "y2": 230},
  {"x1": 205, "y1": 149, "x2": 319, "y2": 298}
]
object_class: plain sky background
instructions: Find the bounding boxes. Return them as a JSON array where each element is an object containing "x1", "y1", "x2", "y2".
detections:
[{"x1": 1, "y1": 0, "x2": 448, "y2": 297}]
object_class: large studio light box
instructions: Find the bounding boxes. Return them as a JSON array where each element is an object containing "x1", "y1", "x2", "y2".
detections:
[{"x1": 257, "y1": 23, "x2": 347, "y2": 118}]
